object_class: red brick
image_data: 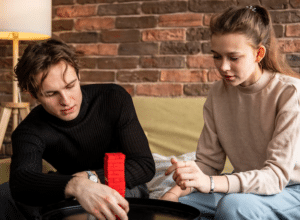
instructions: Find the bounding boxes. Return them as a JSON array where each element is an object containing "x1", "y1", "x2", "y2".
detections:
[
  {"x1": 117, "y1": 70, "x2": 159, "y2": 82},
  {"x1": 52, "y1": 20, "x2": 74, "y2": 32},
  {"x1": 76, "y1": 44, "x2": 118, "y2": 56},
  {"x1": 278, "y1": 39, "x2": 300, "y2": 53},
  {"x1": 0, "y1": 40, "x2": 11, "y2": 46},
  {"x1": 75, "y1": 17, "x2": 114, "y2": 31},
  {"x1": 0, "y1": 46, "x2": 6, "y2": 57},
  {"x1": 290, "y1": 0, "x2": 300, "y2": 8},
  {"x1": 142, "y1": 1, "x2": 187, "y2": 14},
  {"x1": 53, "y1": 0, "x2": 74, "y2": 5},
  {"x1": 0, "y1": 58, "x2": 12, "y2": 69},
  {"x1": 59, "y1": 32, "x2": 98, "y2": 43},
  {"x1": 119, "y1": 43, "x2": 158, "y2": 55},
  {"x1": 116, "y1": 16, "x2": 157, "y2": 29},
  {"x1": 189, "y1": 0, "x2": 235, "y2": 13},
  {"x1": 160, "y1": 70, "x2": 207, "y2": 82},
  {"x1": 187, "y1": 55, "x2": 215, "y2": 68},
  {"x1": 261, "y1": 0, "x2": 289, "y2": 9},
  {"x1": 136, "y1": 84, "x2": 183, "y2": 96},
  {"x1": 101, "y1": 30, "x2": 140, "y2": 43},
  {"x1": 98, "y1": 58, "x2": 139, "y2": 69},
  {"x1": 78, "y1": 0, "x2": 115, "y2": 4},
  {"x1": 286, "y1": 24, "x2": 300, "y2": 37},
  {"x1": 98, "y1": 3, "x2": 139, "y2": 16},
  {"x1": 204, "y1": 14, "x2": 213, "y2": 26},
  {"x1": 98, "y1": 44, "x2": 118, "y2": 56},
  {"x1": 159, "y1": 13, "x2": 203, "y2": 27},
  {"x1": 140, "y1": 56, "x2": 185, "y2": 68},
  {"x1": 0, "y1": 83, "x2": 12, "y2": 94},
  {"x1": 56, "y1": 5, "x2": 96, "y2": 18},
  {"x1": 78, "y1": 58, "x2": 97, "y2": 69},
  {"x1": 142, "y1": 29, "x2": 185, "y2": 42},
  {"x1": 160, "y1": 42, "x2": 201, "y2": 55},
  {"x1": 0, "y1": 71, "x2": 12, "y2": 81},
  {"x1": 237, "y1": 0, "x2": 260, "y2": 6},
  {"x1": 79, "y1": 71, "x2": 115, "y2": 82}
]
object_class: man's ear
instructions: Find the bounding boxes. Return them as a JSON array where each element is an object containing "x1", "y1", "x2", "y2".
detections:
[{"x1": 256, "y1": 45, "x2": 266, "y2": 63}]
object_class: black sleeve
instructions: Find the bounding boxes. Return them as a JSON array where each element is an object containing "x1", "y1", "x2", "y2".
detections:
[
  {"x1": 10, "y1": 131, "x2": 73, "y2": 207},
  {"x1": 95, "y1": 87, "x2": 155, "y2": 188}
]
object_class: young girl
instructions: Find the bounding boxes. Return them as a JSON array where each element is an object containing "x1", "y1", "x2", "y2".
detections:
[{"x1": 161, "y1": 5, "x2": 300, "y2": 220}]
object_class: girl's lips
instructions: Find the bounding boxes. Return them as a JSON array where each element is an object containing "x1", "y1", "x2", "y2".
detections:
[{"x1": 224, "y1": 75, "x2": 235, "y2": 80}]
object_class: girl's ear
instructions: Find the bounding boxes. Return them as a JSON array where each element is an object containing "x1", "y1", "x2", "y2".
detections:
[{"x1": 256, "y1": 46, "x2": 266, "y2": 63}]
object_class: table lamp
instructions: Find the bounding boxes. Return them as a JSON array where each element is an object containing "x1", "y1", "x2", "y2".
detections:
[{"x1": 0, "y1": 0, "x2": 52, "y2": 154}]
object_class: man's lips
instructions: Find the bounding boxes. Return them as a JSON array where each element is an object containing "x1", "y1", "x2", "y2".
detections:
[{"x1": 61, "y1": 106, "x2": 75, "y2": 114}]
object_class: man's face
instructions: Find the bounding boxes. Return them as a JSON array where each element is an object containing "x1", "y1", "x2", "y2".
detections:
[{"x1": 35, "y1": 61, "x2": 82, "y2": 121}]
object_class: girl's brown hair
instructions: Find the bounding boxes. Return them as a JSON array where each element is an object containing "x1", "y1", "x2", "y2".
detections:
[
  {"x1": 15, "y1": 39, "x2": 80, "y2": 99},
  {"x1": 210, "y1": 5, "x2": 297, "y2": 78}
]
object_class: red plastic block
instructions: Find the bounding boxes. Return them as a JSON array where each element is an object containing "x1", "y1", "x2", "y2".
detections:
[{"x1": 104, "y1": 153, "x2": 126, "y2": 197}]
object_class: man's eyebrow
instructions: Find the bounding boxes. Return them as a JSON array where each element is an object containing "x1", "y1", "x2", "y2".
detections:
[
  {"x1": 66, "y1": 79, "x2": 77, "y2": 86},
  {"x1": 43, "y1": 79, "x2": 77, "y2": 94}
]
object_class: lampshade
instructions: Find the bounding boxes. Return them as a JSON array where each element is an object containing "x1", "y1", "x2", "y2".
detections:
[{"x1": 0, "y1": 0, "x2": 52, "y2": 40}]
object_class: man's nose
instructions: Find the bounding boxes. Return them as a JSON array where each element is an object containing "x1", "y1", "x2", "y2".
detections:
[{"x1": 59, "y1": 92, "x2": 71, "y2": 106}]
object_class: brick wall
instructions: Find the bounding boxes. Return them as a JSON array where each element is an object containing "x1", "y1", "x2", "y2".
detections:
[{"x1": 0, "y1": 0, "x2": 300, "y2": 155}]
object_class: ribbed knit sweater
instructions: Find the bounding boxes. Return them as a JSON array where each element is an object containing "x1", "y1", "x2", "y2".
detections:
[
  {"x1": 196, "y1": 70, "x2": 300, "y2": 195},
  {"x1": 10, "y1": 84, "x2": 155, "y2": 206}
]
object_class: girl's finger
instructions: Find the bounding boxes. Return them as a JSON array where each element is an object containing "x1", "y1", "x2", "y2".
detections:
[{"x1": 165, "y1": 164, "x2": 177, "y2": 175}]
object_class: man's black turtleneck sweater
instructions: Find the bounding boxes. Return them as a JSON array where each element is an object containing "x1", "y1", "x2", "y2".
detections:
[{"x1": 10, "y1": 84, "x2": 155, "y2": 206}]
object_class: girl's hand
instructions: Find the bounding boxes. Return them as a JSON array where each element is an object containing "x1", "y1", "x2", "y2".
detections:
[
  {"x1": 159, "y1": 191, "x2": 179, "y2": 202},
  {"x1": 165, "y1": 158, "x2": 211, "y2": 193}
]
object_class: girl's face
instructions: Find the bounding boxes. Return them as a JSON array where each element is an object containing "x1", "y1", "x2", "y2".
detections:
[{"x1": 211, "y1": 33, "x2": 262, "y2": 87}]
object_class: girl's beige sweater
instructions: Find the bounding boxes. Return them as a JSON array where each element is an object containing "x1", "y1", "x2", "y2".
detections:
[{"x1": 196, "y1": 70, "x2": 300, "y2": 195}]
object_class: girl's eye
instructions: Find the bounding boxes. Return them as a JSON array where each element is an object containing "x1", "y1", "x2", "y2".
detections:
[
  {"x1": 213, "y1": 56, "x2": 221, "y2": 60},
  {"x1": 230, "y1": 57, "x2": 238, "y2": 61}
]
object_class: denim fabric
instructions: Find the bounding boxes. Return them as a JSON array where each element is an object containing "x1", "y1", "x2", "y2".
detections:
[{"x1": 179, "y1": 184, "x2": 300, "y2": 220}]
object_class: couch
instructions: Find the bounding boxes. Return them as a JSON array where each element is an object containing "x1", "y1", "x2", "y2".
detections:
[{"x1": 0, "y1": 97, "x2": 233, "y2": 198}]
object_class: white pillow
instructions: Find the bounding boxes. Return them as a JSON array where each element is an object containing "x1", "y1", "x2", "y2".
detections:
[{"x1": 146, "y1": 152, "x2": 196, "y2": 199}]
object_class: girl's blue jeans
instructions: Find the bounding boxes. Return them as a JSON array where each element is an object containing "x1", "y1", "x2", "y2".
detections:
[{"x1": 179, "y1": 184, "x2": 300, "y2": 220}]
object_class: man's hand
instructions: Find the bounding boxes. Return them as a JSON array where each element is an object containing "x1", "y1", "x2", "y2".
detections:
[
  {"x1": 165, "y1": 158, "x2": 210, "y2": 193},
  {"x1": 73, "y1": 171, "x2": 100, "y2": 183},
  {"x1": 65, "y1": 176, "x2": 129, "y2": 220}
]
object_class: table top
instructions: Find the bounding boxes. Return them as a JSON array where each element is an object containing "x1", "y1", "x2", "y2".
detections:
[{"x1": 42, "y1": 198, "x2": 201, "y2": 220}]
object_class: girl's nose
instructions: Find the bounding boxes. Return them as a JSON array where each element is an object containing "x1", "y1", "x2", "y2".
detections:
[{"x1": 220, "y1": 59, "x2": 231, "y2": 72}]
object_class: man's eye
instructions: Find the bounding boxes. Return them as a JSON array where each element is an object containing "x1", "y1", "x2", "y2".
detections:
[
  {"x1": 213, "y1": 56, "x2": 221, "y2": 60},
  {"x1": 67, "y1": 84, "x2": 75, "y2": 89},
  {"x1": 46, "y1": 92, "x2": 56, "y2": 97},
  {"x1": 230, "y1": 57, "x2": 238, "y2": 61}
]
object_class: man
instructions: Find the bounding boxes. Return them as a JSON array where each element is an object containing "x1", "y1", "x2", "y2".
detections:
[{"x1": 0, "y1": 39, "x2": 155, "y2": 219}]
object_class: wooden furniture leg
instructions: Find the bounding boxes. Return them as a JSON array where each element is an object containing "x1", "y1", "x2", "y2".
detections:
[{"x1": 0, "y1": 102, "x2": 30, "y2": 154}]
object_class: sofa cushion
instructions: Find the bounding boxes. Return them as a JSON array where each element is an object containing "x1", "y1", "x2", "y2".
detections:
[{"x1": 133, "y1": 97, "x2": 206, "y2": 156}]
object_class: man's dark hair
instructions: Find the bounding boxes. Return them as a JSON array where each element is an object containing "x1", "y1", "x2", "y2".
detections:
[{"x1": 15, "y1": 38, "x2": 80, "y2": 99}]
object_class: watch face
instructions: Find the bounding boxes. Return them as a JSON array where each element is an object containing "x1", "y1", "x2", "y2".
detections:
[{"x1": 90, "y1": 175, "x2": 98, "y2": 183}]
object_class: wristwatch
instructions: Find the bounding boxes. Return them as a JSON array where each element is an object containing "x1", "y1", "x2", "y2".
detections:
[{"x1": 86, "y1": 170, "x2": 98, "y2": 183}]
